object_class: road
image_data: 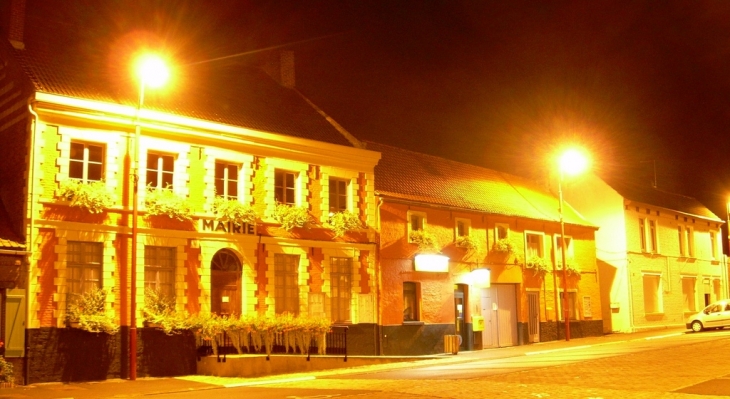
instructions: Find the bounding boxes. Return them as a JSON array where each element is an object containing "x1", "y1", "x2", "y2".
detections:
[
  {"x1": 206, "y1": 329, "x2": 730, "y2": 398},
  {"x1": 8, "y1": 329, "x2": 730, "y2": 398}
]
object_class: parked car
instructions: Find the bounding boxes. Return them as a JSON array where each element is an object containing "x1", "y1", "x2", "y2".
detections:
[{"x1": 685, "y1": 300, "x2": 730, "y2": 332}]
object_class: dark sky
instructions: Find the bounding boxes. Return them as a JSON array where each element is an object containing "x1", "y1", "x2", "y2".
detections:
[
  {"x1": 32, "y1": 0, "x2": 730, "y2": 218},
  {"x1": 212, "y1": 0, "x2": 730, "y2": 217}
]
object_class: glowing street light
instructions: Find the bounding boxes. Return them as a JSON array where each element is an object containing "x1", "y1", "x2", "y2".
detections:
[
  {"x1": 130, "y1": 54, "x2": 169, "y2": 380},
  {"x1": 557, "y1": 148, "x2": 589, "y2": 342}
]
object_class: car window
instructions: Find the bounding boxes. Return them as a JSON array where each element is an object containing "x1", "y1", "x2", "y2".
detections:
[
  {"x1": 710, "y1": 304, "x2": 722, "y2": 313},
  {"x1": 725, "y1": 304, "x2": 730, "y2": 312}
]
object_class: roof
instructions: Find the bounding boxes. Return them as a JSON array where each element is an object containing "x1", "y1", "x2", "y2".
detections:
[
  {"x1": 5, "y1": 2, "x2": 352, "y2": 147},
  {"x1": 0, "y1": 199, "x2": 24, "y2": 250},
  {"x1": 368, "y1": 142, "x2": 594, "y2": 228},
  {"x1": 603, "y1": 177, "x2": 722, "y2": 222}
]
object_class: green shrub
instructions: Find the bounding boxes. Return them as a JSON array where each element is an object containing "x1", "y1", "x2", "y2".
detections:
[
  {"x1": 274, "y1": 204, "x2": 310, "y2": 231},
  {"x1": 145, "y1": 186, "x2": 193, "y2": 221},
  {"x1": 212, "y1": 196, "x2": 257, "y2": 226},
  {"x1": 58, "y1": 179, "x2": 114, "y2": 214},
  {"x1": 66, "y1": 288, "x2": 119, "y2": 334},
  {"x1": 409, "y1": 229, "x2": 437, "y2": 253},
  {"x1": 326, "y1": 211, "x2": 362, "y2": 238}
]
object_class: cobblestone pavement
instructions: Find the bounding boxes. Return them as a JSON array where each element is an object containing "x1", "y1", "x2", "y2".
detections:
[{"x1": 256, "y1": 333, "x2": 730, "y2": 398}]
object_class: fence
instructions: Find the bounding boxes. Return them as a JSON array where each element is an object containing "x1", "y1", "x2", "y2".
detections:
[{"x1": 196, "y1": 326, "x2": 348, "y2": 363}]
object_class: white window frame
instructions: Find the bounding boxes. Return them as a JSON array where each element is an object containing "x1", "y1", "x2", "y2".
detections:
[
  {"x1": 495, "y1": 223, "x2": 509, "y2": 241},
  {"x1": 328, "y1": 177, "x2": 350, "y2": 213},
  {"x1": 69, "y1": 141, "x2": 105, "y2": 182},
  {"x1": 559, "y1": 290, "x2": 578, "y2": 320},
  {"x1": 554, "y1": 234, "x2": 574, "y2": 264},
  {"x1": 642, "y1": 273, "x2": 663, "y2": 314},
  {"x1": 677, "y1": 226, "x2": 685, "y2": 257},
  {"x1": 710, "y1": 231, "x2": 718, "y2": 260},
  {"x1": 525, "y1": 231, "x2": 544, "y2": 259},
  {"x1": 407, "y1": 211, "x2": 427, "y2": 242},
  {"x1": 214, "y1": 160, "x2": 241, "y2": 200},
  {"x1": 685, "y1": 226, "x2": 695, "y2": 258},
  {"x1": 274, "y1": 169, "x2": 299, "y2": 206},
  {"x1": 454, "y1": 218, "x2": 471, "y2": 239},
  {"x1": 146, "y1": 152, "x2": 175, "y2": 190}
]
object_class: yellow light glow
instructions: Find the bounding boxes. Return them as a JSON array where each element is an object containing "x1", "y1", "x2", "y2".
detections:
[
  {"x1": 470, "y1": 268, "x2": 491, "y2": 287},
  {"x1": 559, "y1": 148, "x2": 589, "y2": 176},
  {"x1": 414, "y1": 254, "x2": 449, "y2": 272},
  {"x1": 137, "y1": 55, "x2": 169, "y2": 88}
]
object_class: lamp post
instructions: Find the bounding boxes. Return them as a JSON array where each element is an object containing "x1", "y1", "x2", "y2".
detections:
[
  {"x1": 130, "y1": 55, "x2": 168, "y2": 380},
  {"x1": 557, "y1": 148, "x2": 588, "y2": 342}
]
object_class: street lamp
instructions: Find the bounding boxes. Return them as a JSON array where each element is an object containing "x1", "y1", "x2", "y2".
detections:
[
  {"x1": 557, "y1": 148, "x2": 588, "y2": 341},
  {"x1": 130, "y1": 54, "x2": 169, "y2": 380}
]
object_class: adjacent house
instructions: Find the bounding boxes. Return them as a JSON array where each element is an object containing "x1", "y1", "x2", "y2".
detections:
[
  {"x1": 0, "y1": 1, "x2": 381, "y2": 383},
  {"x1": 369, "y1": 142, "x2": 603, "y2": 355},
  {"x1": 562, "y1": 174, "x2": 728, "y2": 333}
]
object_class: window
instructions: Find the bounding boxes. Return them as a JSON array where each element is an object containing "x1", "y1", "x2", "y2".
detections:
[
  {"x1": 495, "y1": 224, "x2": 509, "y2": 240},
  {"x1": 215, "y1": 162, "x2": 239, "y2": 199},
  {"x1": 409, "y1": 212, "x2": 425, "y2": 232},
  {"x1": 648, "y1": 220, "x2": 657, "y2": 253},
  {"x1": 403, "y1": 282, "x2": 419, "y2": 322},
  {"x1": 147, "y1": 153, "x2": 174, "y2": 189},
  {"x1": 455, "y1": 218, "x2": 470, "y2": 238},
  {"x1": 555, "y1": 235, "x2": 574, "y2": 262},
  {"x1": 639, "y1": 218, "x2": 658, "y2": 253},
  {"x1": 643, "y1": 274, "x2": 662, "y2": 313},
  {"x1": 275, "y1": 170, "x2": 297, "y2": 205},
  {"x1": 408, "y1": 211, "x2": 426, "y2": 243},
  {"x1": 710, "y1": 231, "x2": 718, "y2": 259},
  {"x1": 639, "y1": 218, "x2": 647, "y2": 252},
  {"x1": 329, "y1": 179, "x2": 348, "y2": 212},
  {"x1": 144, "y1": 246, "x2": 176, "y2": 300},
  {"x1": 330, "y1": 257, "x2": 352, "y2": 322},
  {"x1": 559, "y1": 291, "x2": 577, "y2": 320},
  {"x1": 678, "y1": 226, "x2": 685, "y2": 256},
  {"x1": 685, "y1": 227, "x2": 694, "y2": 257},
  {"x1": 69, "y1": 142, "x2": 104, "y2": 182},
  {"x1": 682, "y1": 277, "x2": 696, "y2": 312},
  {"x1": 525, "y1": 233, "x2": 543, "y2": 258},
  {"x1": 274, "y1": 254, "x2": 299, "y2": 315},
  {"x1": 67, "y1": 241, "x2": 103, "y2": 297}
]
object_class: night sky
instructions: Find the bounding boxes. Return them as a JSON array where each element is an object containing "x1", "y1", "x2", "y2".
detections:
[{"x1": 33, "y1": 0, "x2": 730, "y2": 218}]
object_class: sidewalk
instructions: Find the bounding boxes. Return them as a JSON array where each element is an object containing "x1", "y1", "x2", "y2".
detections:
[{"x1": 0, "y1": 327, "x2": 688, "y2": 399}]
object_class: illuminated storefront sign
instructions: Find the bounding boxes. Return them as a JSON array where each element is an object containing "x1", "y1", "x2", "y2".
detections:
[{"x1": 414, "y1": 253, "x2": 449, "y2": 272}]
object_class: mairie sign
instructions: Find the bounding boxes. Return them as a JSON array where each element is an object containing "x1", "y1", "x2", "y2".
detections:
[{"x1": 200, "y1": 219, "x2": 255, "y2": 235}]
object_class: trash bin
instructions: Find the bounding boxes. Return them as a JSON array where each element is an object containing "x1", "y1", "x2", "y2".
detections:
[{"x1": 444, "y1": 335, "x2": 459, "y2": 354}]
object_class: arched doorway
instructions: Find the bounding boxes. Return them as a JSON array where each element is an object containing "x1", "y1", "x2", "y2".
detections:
[{"x1": 210, "y1": 249, "x2": 242, "y2": 316}]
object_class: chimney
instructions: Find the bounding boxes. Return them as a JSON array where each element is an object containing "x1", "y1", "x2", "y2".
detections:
[
  {"x1": 8, "y1": 0, "x2": 26, "y2": 49},
  {"x1": 263, "y1": 50, "x2": 295, "y2": 88}
]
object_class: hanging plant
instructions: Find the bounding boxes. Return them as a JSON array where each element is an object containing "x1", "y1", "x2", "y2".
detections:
[
  {"x1": 326, "y1": 211, "x2": 362, "y2": 238},
  {"x1": 558, "y1": 262, "x2": 580, "y2": 275},
  {"x1": 455, "y1": 235, "x2": 477, "y2": 250},
  {"x1": 409, "y1": 229, "x2": 438, "y2": 253},
  {"x1": 524, "y1": 255, "x2": 549, "y2": 277},
  {"x1": 145, "y1": 186, "x2": 193, "y2": 221},
  {"x1": 274, "y1": 203, "x2": 310, "y2": 231},
  {"x1": 212, "y1": 196, "x2": 257, "y2": 226},
  {"x1": 492, "y1": 238, "x2": 514, "y2": 254},
  {"x1": 58, "y1": 179, "x2": 114, "y2": 214},
  {"x1": 66, "y1": 288, "x2": 119, "y2": 334}
]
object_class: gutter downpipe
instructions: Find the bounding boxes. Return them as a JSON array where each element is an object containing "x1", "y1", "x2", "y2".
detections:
[
  {"x1": 26, "y1": 100, "x2": 39, "y2": 385},
  {"x1": 376, "y1": 196, "x2": 384, "y2": 356}
]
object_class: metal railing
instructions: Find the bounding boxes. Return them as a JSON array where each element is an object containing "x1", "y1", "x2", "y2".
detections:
[{"x1": 196, "y1": 326, "x2": 348, "y2": 363}]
